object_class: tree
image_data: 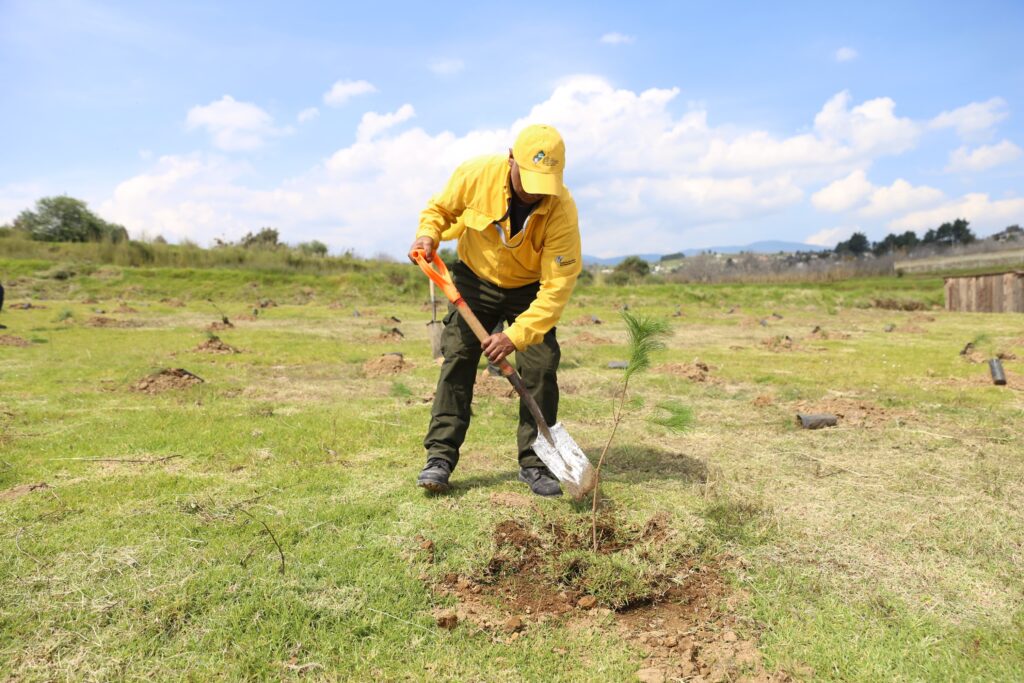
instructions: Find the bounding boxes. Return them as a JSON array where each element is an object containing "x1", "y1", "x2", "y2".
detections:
[
  {"x1": 871, "y1": 230, "x2": 919, "y2": 256},
  {"x1": 834, "y1": 231, "x2": 870, "y2": 256},
  {"x1": 297, "y1": 240, "x2": 328, "y2": 256},
  {"x1": 614, "y1": 256, "x2": 650, "y2": 278},
  {"x1": 239, "y1": 227, "x2": 281, "y2": 249},
  {"x1": 923, "y1": 218, "x2": 974, "y2": 246},
  {"x1": 13, "y1": 196, "x2": 128, "y2": 243}
]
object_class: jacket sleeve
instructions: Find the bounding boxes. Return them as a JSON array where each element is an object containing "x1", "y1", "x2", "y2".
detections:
[
  {"x1": 416, "y1": 164, "x2": 468, "y2": 244},
  {"x1": 504, "y1": 202, "x2": 582, "y2": 350}
]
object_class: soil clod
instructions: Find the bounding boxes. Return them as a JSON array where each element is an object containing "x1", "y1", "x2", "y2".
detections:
[
  {"x1": 133, "y1": 368, "x2": 205, "y2": 394},
  {"x1": 0, "y1": 335, "x2": 32, "y2": 347},
  {"x1": 363, "y1": 353, "x2": 410, "y2": 377},
  {"x1": 194, "y1": 336, "x2": 240, "y2": 354}
]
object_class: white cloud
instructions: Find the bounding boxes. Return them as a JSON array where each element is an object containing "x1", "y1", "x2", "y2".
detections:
[
  {"x1": 946, "y1": 140, "x2": 1022, "y2": 172},
  {"x1": 806, "y1": 226, "x2": 856, "y2": 247},
  {"x1": 812, "y1": 169, "x2": 873, "y2": 212},
  {"x1": 889, "y1": 193, "x2": 1024, "y2": 233},
  {"x1": 929, "y1": 97, "x2": 1008, "y2": 140},
  {"x1": 323, "y1": 79, "x2": 377, "y2": 107},
  {"x1": 185, "y1": 95, "x2": 287, "y2": 151},
  {"x1": 356, "y1": 104, "x2": 415, "y2": 142},
  {"x1": 860, "y1": 179, "x2": 945, "y2": 218},
  {"x1": 835, "y1": 47, "x2": 858, "y2": 62},
  {"x1": 297, "y1": 107, "x2": 319, "y2": 124},
  {"x1": 429, "y1": 59, "x2": 464, "y2": 76},
  {"x1": 600, "y1": 32, "x2": 635, "y2": 45},
  {"x1": 100, "y1": 77, "x2": 1015, "y2": 257}
]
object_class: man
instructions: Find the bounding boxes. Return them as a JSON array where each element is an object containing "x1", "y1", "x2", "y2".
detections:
[{"x1": 407, "y1": 124, "x2": 581, "y2": 497}]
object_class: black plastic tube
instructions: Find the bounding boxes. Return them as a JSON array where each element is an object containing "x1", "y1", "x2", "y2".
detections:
[
  {"x1": 990, "y1": 359, "x2": 1007, "y2": 386},
  {"x1": 797, "y1": 413, "x2": 838, "y2": 429}
]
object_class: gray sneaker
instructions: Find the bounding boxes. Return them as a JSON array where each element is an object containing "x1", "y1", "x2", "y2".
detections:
[
  {"x1": 417, "y1": 458, "x2": 452, "y2": 493},
  {"x1": 518, "y1": 466, "x2": 562, "y2": 497}
]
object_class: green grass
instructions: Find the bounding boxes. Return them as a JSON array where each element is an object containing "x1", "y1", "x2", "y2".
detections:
[{"x1": 1, "y1": 264, "x2": 1022, "y2": 680}]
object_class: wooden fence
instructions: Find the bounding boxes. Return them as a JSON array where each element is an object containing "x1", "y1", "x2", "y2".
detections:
[{"x1": 944, "y1": 272, "x2": 1024, "y2": 312}]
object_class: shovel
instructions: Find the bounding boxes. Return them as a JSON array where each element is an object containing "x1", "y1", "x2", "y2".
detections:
[
  {"x1": 427, "y1": 281, "x2": 443, "y2": 360},
  {"x1": 412, "y1": 249, "x2": 596, "y2": 500}
]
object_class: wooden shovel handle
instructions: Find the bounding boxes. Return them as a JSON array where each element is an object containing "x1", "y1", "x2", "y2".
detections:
[{"x1": 411, "y1": 250, "x2": 554, "y2": 444}]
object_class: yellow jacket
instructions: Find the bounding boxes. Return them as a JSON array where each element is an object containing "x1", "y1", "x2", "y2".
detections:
[{"x1": 416, "y1": 154, "x2": 582, "y2": 350}]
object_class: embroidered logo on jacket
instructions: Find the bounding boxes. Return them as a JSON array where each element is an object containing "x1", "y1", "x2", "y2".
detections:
[{"x1": 555, "y1": 256, "x2": 577, "y2": 267}]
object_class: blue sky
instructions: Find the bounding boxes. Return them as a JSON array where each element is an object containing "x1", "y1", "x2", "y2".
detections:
[{"x1": 2, "y1": 0, "x2": 1022, "y2": 257}]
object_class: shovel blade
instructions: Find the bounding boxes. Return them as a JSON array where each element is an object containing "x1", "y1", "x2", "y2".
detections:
[{"x1": 531, "y1": 422, "x2": 596, "y2": 500}]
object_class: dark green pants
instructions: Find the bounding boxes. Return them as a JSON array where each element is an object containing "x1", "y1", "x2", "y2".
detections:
[{"x1": 424, "y1": 262, "x2": 560, "y2": 470}]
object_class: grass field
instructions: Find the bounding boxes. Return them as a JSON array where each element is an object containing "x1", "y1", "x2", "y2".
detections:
[{"x1": 2, "y1": 260, "x2": 1022, "y2": 681}]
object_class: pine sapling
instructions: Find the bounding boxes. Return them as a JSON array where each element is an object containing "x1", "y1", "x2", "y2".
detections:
[{"x1": 591, "y1": 311, "x2": 670, "y2": 550}]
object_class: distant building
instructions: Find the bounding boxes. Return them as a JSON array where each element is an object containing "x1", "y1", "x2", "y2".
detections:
[{"x1": 944, "y1": 271, "x2": 1024, "y2": 313}]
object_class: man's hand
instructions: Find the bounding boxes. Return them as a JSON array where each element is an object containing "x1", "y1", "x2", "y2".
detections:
[
  {"x1": 408, "y1": 236, "x2": 436, "y2": 264},
  {"x1": 481, "y1": 332, "x2": 516, "y2": 365}
]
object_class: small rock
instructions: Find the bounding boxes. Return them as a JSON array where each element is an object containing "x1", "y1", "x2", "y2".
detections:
[
  {"x1": 607, "y1": 361, "x2": 628, "y2": 370},
  {"x1": 435, "y1": 610, "x2": 458, "y2": 630},
  {"x1": 419, "y1": 539, "x2": 434, "y2": 552},
  {"x1": 577, "y1": 595, "x2": 597, "y2": 610},
  {"x1": 663, "y1": 635, "x2": 678, "y2": 648},
  {"x1": 503, "y1": 616, "x2": 524, "y2": 633},
  {"x1": 455, "y1": 577, "x2": 472, "y2": 590},
  {"x1": 635, "y1": 667, "x2": 666, "y2": 683}
]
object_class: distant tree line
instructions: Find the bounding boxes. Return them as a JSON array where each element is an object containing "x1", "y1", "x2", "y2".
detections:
[
  {"x1": 4, "y1": 196, "x2": 129, "y2": 243},
  {"x1": 834, "y1": 218, "x2": 991, "y2": 257},
  {"x1": 1, "y1": 195, "x2": 330, "y2": 257}
]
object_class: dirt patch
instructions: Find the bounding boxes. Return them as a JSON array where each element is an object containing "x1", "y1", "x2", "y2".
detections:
[
  {"x1": 761, "y1": 335, "x2": 797, "y2": 352},
  {"x1": 572, "y1": 314, "x2": 603, "y2": 326},
  {"x1": 194, "y1": 336, "x2": 240, "y2": 354},
  {"x1": 378, "y1": 327, "x2": 405, "y2": 342},
  {"x1": 0, "y1": 335, "x2": 32, "y2": 347},
  {"x1": 206, "y1": 321, "x2": 234, "y2": 332},
  {"x1": 87, "y1": 316, "x2": 143, "y2": 328},
  {"x1": 894, "y1": 324, "x2": 927, "y2": 334},
  {"x1": 114, "y1": 304, "x2": 138, "y2": 314},
  {"x1": 873, "y1": 298, "x2": 926, "y2": 311},
  {"x1": 0, "y1": 482, "x2": 50, "y2": 502},
  {"x1": 9, "y1": 302, "x2": 47, "y2": 310},
  {"x1": 160, "y1": 297, "x2": 186, "y2": 307},
  {"x1": 656, "y1": 360, "x2": 713, "y2": 383},
  {"x1": 752, "y1": 394, "x2": 775, "y2": 408},
  {"x1": 618, "y1": 570, "x2": 788, "y2": 682},
  {"x1": 566, "y1": 331, "x2": 612, "y2": 345},
  {"x1": 474, "y1": 372, "x2": 516, "y2": 399},
  {"x1": 809, "y1": 325, "x2": 850, "y2": 341},
  {"x1": 431, "y1": 517, "x2": 787, "y2": 680},
  {"x1": 133, "y1": 368, "x2": 205, "y2": 394},
  {"x1": 792, "y1": 397, "x2": 907, "y2": 428},
  {"x1": 363, "y1": 353, "x2": 410, "y2": 377}
]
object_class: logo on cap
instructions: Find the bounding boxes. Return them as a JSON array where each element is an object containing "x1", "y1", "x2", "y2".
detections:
[{"x1": 533, "y1": 150, "x2": 546, "y2": 164}]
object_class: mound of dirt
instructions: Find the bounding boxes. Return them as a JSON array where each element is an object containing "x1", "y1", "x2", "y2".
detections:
[
  {"x1": 474, "y1": 372, "x2": 516, "y2": 399},
  {"x1": 11, "y1": 302, "x2": 47, "y2": 310},
  {"x1": 194, "y1": 336, "x2": 240, "y2": 354},
  {"x1": 809, "y1": 325, "x2": 850, "y2": 340},
  {"x1": 792, "y1": 397, "x2": 905, "y2": 428},
  {"x1": 160, "y1": 297, "x2": 186, "y2": 307},
  {"x1": 572, "y1": 314, "x2": 603, "y2": 325},
  {"x1": 873, "y1": 298, "x2": 926, "y2": 311},
  {"x1": 894, "y1": 324, "x2": 927, "y2": 334},
  {"x1": 114, "y1": 304, "x2": 138, "y2": 313},
  {"x1": 133, "y1": 368, "x2": 205, "y2": 394},
  {"x1": 81, "y1": 297, "x2": 100, "y2": 304},
  {"x1": 363, "y1": 353, "x2": 410, "y2": 377},
  {"x1": 87, "y1": 316, "x2": 143, "y2": 328},
  {"x1": 0, "y1": 482, "x2": 50, "y2": 502},
  {"x1": 0, "y1": 335, "x2": 31, "y2": 347},
  {"x1": 378, "y1": 327, "x2": 405, "y2": 342},
  {"x1": 206, "y1": 321, "x2": 234, "y2": 331},
  {"x1": 656, "y1": 360, "x2": 713, "y2": 382},
  {"x1": 430, "y1": 516, "x2": 787, "y2": 680},
  {"x1": 257, "y1": 299, "x2": 278, "y2": 309},
  {"x1": 761, "y1": 335, "x2": 796, "y2": 352}
]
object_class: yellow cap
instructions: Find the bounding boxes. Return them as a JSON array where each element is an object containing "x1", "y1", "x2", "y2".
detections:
[{"x1": 512, "y1": 124, "x2": 565, "y2": 196}]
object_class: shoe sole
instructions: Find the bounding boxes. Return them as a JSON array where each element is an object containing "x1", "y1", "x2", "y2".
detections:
[
  {"x1": 418, "y1": 479, "x2": 450, "y2": 493},
  {"x1": 518, "y1": 472, "x2": 563, "y2": 497}
]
